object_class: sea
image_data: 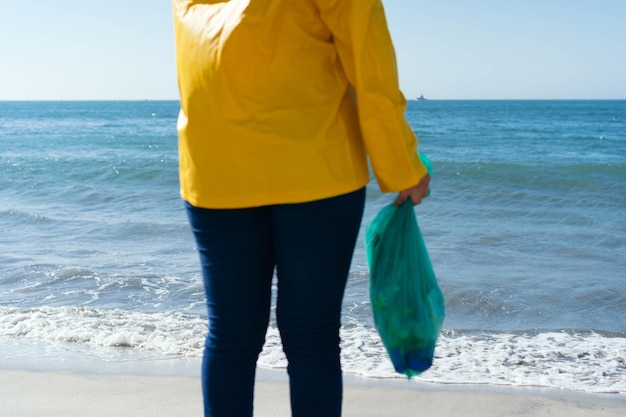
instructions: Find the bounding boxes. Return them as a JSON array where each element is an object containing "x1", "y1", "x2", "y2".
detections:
[{"x1": 1, "y1": 100, "x2": 624, "y2": 395}]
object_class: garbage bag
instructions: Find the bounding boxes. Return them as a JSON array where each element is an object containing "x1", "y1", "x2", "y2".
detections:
[{"x1": 365, "y1": 157, "x2": 444, "y2": 378}]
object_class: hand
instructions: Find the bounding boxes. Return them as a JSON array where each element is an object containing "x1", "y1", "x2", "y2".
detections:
[{"x1": 393, "y1": 174, "x2": 431, "y2": 206}]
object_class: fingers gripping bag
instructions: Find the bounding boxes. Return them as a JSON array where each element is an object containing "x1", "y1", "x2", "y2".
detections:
[{"x1": 365, "y1": 153, "x2": 444, "y2": 378}]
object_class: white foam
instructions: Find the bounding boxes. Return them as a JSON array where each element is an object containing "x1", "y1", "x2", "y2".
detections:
[
  {"x1": 0, "y1": 306, "x2": 206, "y2": 357},
  {"x1": 0, "y1": 306, "x2": 624, "y2": 394}
]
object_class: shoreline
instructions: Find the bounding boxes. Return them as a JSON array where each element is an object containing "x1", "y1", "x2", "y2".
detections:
[
  {"x1": 1, "y1": 368, "x2": 624, "y2": 417},
  {"x1": 1, "y1": 337, "x2": 624, "y2": 415},
  {"x1": 1, "y1": 333, "x2": 625, "y2": 397}
]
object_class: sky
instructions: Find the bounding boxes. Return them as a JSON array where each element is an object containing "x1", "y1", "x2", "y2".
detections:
[{"x1": 0, "y1": 0, "x2": 624, "y2": 100}]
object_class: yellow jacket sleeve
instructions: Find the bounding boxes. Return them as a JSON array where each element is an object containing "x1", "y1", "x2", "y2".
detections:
[{"x1": 316, "y1": 0, "x2": 428, "y2": 192}]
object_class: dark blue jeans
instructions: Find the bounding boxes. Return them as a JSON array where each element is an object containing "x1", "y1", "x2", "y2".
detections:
[{"x1": 185, "y1": 188, "x2": 365, "y2": 417}]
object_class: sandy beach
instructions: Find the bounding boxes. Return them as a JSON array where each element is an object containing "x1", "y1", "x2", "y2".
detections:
[{"x1": 1, "y1": 369, "x2": 624, "y2": 417}]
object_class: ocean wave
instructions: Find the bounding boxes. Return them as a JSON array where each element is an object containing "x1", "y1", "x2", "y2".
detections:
[{"x1": 0, "y1": 306, "x2": 623, "y2": 394}]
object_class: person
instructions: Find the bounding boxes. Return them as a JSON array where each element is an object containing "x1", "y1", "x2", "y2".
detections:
[{"x1": 172, "y1": 1, "x2": 431, "y2": 416}]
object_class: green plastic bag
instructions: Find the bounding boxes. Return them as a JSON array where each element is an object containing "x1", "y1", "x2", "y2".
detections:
[{"x1": 365, "y1": 155, "x2": 444, "y2": 378}]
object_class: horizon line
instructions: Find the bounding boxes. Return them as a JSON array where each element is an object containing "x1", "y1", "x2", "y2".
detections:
[{"x1": 1, "y1": 98, "x2": 625, "y2": 102}]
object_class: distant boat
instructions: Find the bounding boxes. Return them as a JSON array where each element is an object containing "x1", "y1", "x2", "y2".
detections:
[{"x1": 416, "y1": 94, "x2": 427, "y2": 100}]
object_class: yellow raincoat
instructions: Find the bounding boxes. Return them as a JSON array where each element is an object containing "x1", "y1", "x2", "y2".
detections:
[{"x1": 173, "y1": 0, "x2": 428, "y2": 209}]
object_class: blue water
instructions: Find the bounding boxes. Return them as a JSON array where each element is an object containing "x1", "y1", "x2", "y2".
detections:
[{"x1": 1, "y1": 100, "x2": 625, "y2": 394}]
